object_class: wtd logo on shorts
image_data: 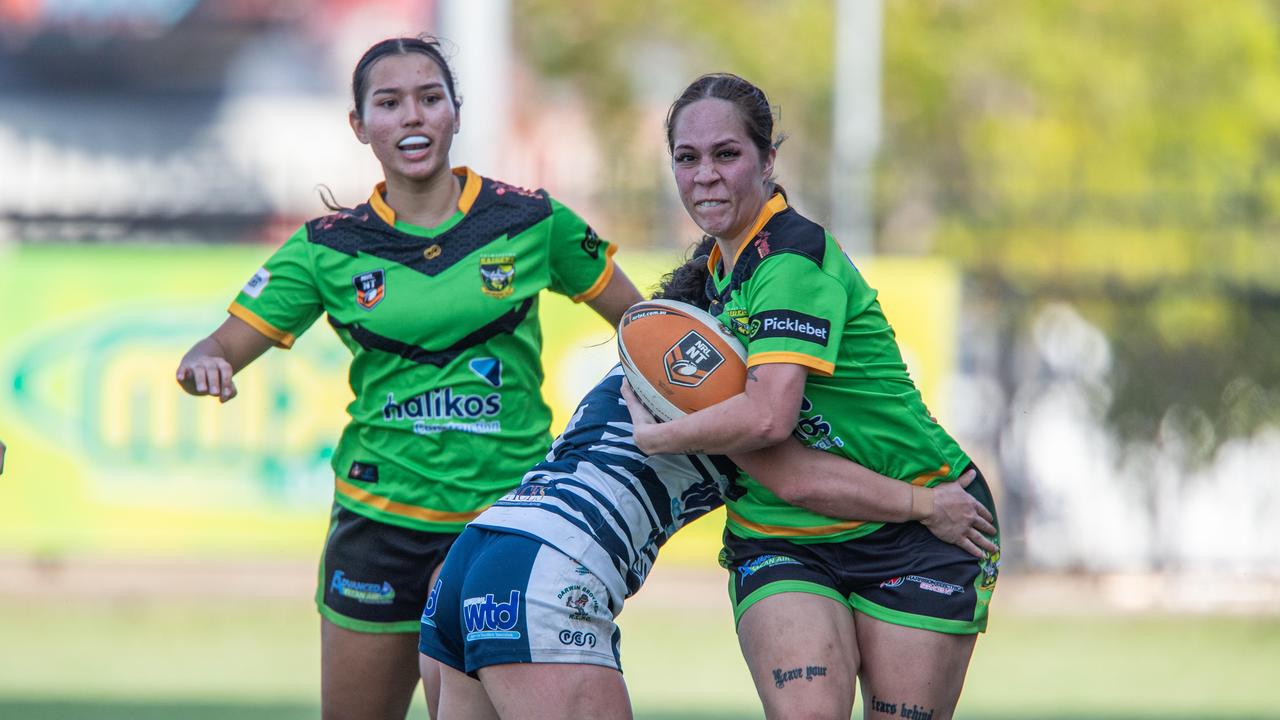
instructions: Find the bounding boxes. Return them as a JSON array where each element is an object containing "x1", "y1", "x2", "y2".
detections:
[
  {"x1": 463, "y1": 591, "x2": 522, "y2": 640},
  {"x1": 420, "y1": 578, "x2": 443, "y2": 627},
  {"x1": 329, "y1": 570, "x2": 395, "y2": 605}
]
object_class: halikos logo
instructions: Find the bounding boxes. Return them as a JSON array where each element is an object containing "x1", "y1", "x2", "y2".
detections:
[
  {"x1": 383, "y1": 387, "x2": 502, "y2": 435},
  {"x1": 463, "y1": 590, "x2": 522, "y2": 640}
]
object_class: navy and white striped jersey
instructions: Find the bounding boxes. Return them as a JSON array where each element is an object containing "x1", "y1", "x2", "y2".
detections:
[{"x1": 470, "y1": 366, "x2": 736, "y2": 611}]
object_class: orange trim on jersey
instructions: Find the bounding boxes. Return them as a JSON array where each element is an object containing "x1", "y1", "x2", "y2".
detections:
[
  {"x1": 367, "y1": 166, "x2": 481, "y2": 226},
  {"x1": 228, "y1": 302, "x2": 296, "y2": 348},
  {"x1": 455, "y1": 166, "x2": 482, "y2": 214},
  {"x1": 909, "y1": 465, "x2": 953, "y2": 487},
  {"x1": 369, "y1": 182, "x2": 396, "y2": 225},
  {"x1": 746, "y1": 351, "x2": 834, "y2": 377},
  {"x1": 335, "y1": 478, "x2": 486, "y2": 524},
  {"x1": 705, "y1": 192, "x2": 790, "y2": 277},
  {"x1": 572, "y1": 243, "x2": 619, "y2": 303},
  {"x1": 727, "y1": 507, "x2": 868, "y2": 537}
]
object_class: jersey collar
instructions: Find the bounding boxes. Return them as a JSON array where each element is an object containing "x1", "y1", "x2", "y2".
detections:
[
  {"x1": 368, "y1": 167, "x2": 482, "y2": 226},
  {"x1": 705, "y1": 191, "x2": 789, "y2": 279}
]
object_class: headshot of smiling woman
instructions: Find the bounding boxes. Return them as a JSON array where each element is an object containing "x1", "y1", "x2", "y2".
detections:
[{"x1": 174, "y1": 36, "x2": 642, "y2": 720}]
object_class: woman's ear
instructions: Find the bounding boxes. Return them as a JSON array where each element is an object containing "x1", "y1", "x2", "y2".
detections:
[
  {"x1": 349, "y1": 110, "x2": 369, "y2": 144},
  {"x1": 763, "y1": 146, "x2": 777, "y2": 182}
]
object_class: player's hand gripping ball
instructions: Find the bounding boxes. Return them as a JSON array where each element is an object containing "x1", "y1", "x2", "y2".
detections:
[{"x1": 617, "y1": 299, "x2": 747, "y2": 421}]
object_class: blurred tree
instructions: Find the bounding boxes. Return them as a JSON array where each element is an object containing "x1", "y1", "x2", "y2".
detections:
[
  {"x1": 878, "y1": 0, "x2": 1280, "y2": 455},
  {"x1": 513, "y1": 0, "x2": 1280, "y2": 465}
]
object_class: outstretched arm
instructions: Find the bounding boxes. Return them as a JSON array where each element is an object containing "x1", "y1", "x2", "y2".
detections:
[
  {"x1": 621, "y1": 380, "x2": 997, "y2": 558},
  {"x1": 732, "y1": 440, "x2": 998, "y2": 558},
  {"x1": 175, "y1": 315, "x2": 276, "y2": 403}
]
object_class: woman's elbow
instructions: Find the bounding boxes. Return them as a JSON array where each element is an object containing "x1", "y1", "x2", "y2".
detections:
[{"x1": 754, "y1": 419, "x2": 795, "y2": 448}]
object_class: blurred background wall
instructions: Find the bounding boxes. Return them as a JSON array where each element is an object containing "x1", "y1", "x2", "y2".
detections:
[
  {"x1": 3, "y1": 2, "x2": 1280, "y2": 718},
  {"x1": 2, "y1": 0, "x2": 1279, "y2": 586}
]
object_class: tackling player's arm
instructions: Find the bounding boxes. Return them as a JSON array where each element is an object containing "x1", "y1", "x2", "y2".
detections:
[
  {"x1": 628, "y1": 361, "x2": 807, "y2": 456},
  {"x1": 585, "y1": 270, "x2": 644, "y2": 327},
  {"x1": 621, "y1": 379, "x2": 996, "y2": 557},
  {"x1": 733, "y1": 443, "x2": 998, "y2": 559},
  {"x1": 175, "y1": 316, "x2": 276, "y2": 403}
]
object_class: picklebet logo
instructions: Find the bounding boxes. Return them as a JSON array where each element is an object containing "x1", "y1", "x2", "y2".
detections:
[{"x1": 749, "y1": 310, "x2": 830, "y2": 345}]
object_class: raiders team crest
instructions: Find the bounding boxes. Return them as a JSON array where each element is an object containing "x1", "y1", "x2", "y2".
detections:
[
  {"x1": 353, "y1": 269, "x2": 386, "y2": 310},
  {"x1": 663, "y1": 331, "x2": 725, "y2": 388},
  {"x1": 480, "y1": 255, "x2": 516, "y2": 298}
]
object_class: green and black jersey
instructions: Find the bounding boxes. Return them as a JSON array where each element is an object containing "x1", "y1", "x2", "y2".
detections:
[
  {"x1": 706, "y1": 192, "x2": 970, "y2": 543},
  {"x1": 230, "y1": 167, "x2": 616, "y2": 532}
]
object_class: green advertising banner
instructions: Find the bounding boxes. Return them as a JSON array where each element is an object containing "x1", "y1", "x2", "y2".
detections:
[{"x1": 0, "y1": 244, "x2": 958, "y2": 562}]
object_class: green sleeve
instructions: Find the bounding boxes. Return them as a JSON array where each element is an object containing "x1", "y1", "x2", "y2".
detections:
[
  {"x1": 545, "y1": 197, "x2": 616, "y2": 302},
  {"x1": 227, "y1": 226, "x2": 324, "y2": 348},
  {"x1": 743, "y1": 252, "x2": 847, "y2": 376}
]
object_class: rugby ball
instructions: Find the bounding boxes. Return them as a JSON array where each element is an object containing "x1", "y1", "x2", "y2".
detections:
[{"x1": 617, "y1": 299, "x2": 747, "y2": 421}]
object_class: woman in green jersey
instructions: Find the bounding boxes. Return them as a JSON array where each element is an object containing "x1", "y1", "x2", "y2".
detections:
[
  {"x1": 175, "y1": 37, "x2": 642, "y2": 720},
  {"x1": 625, "y1": 73, "x2": 1000, "y2": 720}
]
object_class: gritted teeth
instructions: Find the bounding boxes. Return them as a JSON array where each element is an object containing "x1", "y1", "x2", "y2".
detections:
[
  {"x1": 398, "y1": 135, "x2": 431, "y2": 149},
  {"x1": 696, "y1": 200, "x2": 726, "y2": 208}
]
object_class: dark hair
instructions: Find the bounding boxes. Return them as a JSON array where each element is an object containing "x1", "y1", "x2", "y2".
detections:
[
  {"x1": 651, "y1": 235, "x2": 717, "y2": 310},
  {"x1": 351, "y1": 36, "x2": 461, "y2": 119},
  {"x1": 665, "y1": 73, "x2": 782, "y2": 160}
]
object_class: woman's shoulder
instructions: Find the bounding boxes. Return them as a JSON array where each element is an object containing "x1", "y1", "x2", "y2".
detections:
[{"x1": 758, "y1": 204, "x2": 829, "y2": 266}]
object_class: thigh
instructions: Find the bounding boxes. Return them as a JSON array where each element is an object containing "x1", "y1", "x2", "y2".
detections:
[
  {"x1": 437, "y1": 661, "x2": 500, "y2": 720},
  {"x1": 854, "y1": 611, "x2": 976, "y2": 720},
  {"x1": 737, "y1": 592, "x2": 859, "y2": 720},
  {"x1": 321, "y1": 618, "x2": 421, "y2": 720},
  {"x1": 479, "y1": 662, "x2": 631, "y2": 720}
]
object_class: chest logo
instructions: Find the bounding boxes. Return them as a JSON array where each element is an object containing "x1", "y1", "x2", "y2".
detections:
[
  {"x1": 480, "y1": 255, "x2": 516, "y2": 298},
  {"x1": 727, "y1": 308, "x2": 751, "y2": 337},
  {"x1": 423, "y1": 244, "x2": 442, "y2": 260},
  {"x1": 353, "y1": 269, "x2": 386, "y2": 310}
]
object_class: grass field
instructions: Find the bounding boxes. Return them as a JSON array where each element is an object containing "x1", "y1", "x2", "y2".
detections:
[{"x1": 2, "y1": 564, "x2": 1279, "y2": 719}]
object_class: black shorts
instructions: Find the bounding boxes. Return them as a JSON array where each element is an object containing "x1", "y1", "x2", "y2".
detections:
[
  {"x1": 722, "y1": 469, "x2": 1000, "y2": 635},
  {"x1": 316, "y1": 504, "x2": 459, "y2": 633}
]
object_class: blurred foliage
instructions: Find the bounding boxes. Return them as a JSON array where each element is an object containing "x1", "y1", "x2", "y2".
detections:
[{"x1": 513, "y1": 0, "x2": 1280, "y2": 460}]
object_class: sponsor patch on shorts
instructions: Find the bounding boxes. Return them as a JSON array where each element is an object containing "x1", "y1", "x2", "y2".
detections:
[
  {"x1": 329, "y1": 570, "x2": 395, "y2": 605},
  {"x1": 420, "y1": 578, "x2": 443, "y2": 627},
  {"x1": 880, "y1": 574, "x2": 965, "y2": 596},
  {"x1": 463, "y1": 591, "x2": 522, "y2": 640},
  {"x1": 737, "y1": 554, "x2": 802, "y2": 578}
]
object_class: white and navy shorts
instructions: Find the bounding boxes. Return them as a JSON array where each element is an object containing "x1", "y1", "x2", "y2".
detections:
[{"x1": 418, "y1": 526, "x2": 621, "y2": 676}]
